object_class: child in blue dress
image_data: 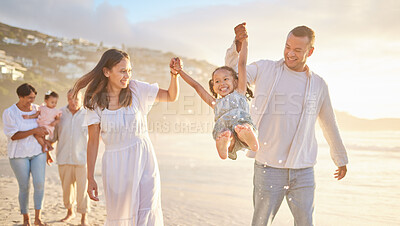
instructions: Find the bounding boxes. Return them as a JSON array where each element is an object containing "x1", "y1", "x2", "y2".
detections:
[{"x1": 172, "y1": 35, "x2": 258, "y2": 160}]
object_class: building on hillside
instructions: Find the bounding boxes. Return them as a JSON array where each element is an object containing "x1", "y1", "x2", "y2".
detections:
[
  {"x1": 0, "y1": 50, "x2": 26, "y2": 80},
  {"x1": 75, "y1": 44, "x2": 98, "y2": 52},
  {"x1": 16, "y1": 56, "x2": 34, "y2": 68},
  {"x1": 59, "y1": 62, "x2": 84, "y2": 79},
  {"x1": 62, "y1": 44, "x2": 76, "y2": 54},
  {"x1": 25, "y1": 34, "x2": 41, "y2": 45},
  {"x1": 2, "y1": 37, "x2": 21, "y2": 45},
  {"x1": 48, "y1": 51, "x2": 85, "y2": 60}
]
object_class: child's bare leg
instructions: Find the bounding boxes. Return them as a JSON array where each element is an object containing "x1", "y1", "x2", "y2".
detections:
[
  {"x1": 235, "y1": 124, "x2": 259, "y2": 152},
  {"x1": 215, "y1": 131, "x2": 233, "y2": 159},
  {"x1": 46, "y1": 152, "x2": 54, "y2": 166},
  {"x1": 228, "y1": 137, "x2": 236, "y2": 153},
  {"x1": 33, "y1": 135, "x2": 47, "y2": 152}
]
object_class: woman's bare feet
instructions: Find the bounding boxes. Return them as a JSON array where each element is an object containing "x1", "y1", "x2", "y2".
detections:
[
  {"x1": 33, "y1": 219, "x2": 47, "y2": 226},
  {"x1": 81, "y1": 213, "x2": 90, "y2": 226},
  {"x1": 216, "y1": 131, "x2": 232, "y2": 159},
  {"x1": 34, "y1": 209, "x2": 47, "y2": 225},
  {"x1": 235, "y1": 124, "x2": 259, "y2": 152},
  {"x1": 23, "y1": 214, "x2": 30, "y2": 226}
]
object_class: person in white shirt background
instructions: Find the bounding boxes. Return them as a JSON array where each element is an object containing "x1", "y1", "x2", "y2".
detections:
[
  {"x1": 225, "y1": 23, "x2": 348, "y2": 226},
  {"x1": 50, "y1": 89, "x2": 90, "y2": 226},
  {"x1": 2, "y1": 83, "x2": 50, "y2": 226}
]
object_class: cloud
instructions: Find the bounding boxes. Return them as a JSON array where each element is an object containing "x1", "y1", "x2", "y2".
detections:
[
  {"x1": 1, "y1": 0, "x2": 399, "y2": 65},
  {"x1": 129, "y1": 0, "x2": 400, "y2": 65},
  {"x1": 0, "y1": 0, "x2": 133, "y2": 45}
]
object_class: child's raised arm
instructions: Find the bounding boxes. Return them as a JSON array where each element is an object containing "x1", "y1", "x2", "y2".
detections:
[
  {"x1": 237, "y1": 37, "x2": 248, "y2": 95},
  {"x1": 173, "y1": 58, "x2": 216, "y2": 108}
]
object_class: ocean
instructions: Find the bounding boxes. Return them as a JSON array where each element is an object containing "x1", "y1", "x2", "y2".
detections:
[
  {"x1": 152, "y1": 131, "x2": 400, "y2": 226},
  {"x1": 1, "y1": 130, "x2": 399, "y2": 225}
]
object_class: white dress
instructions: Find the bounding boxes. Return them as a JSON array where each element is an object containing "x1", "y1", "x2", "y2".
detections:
[{"x1": 86, "y1": 80, "x2": 163, "y2": 226}]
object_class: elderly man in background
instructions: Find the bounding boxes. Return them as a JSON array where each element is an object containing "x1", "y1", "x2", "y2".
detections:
[{"x1": 51, "y1": 89, "x2": 90, "y2": 226}]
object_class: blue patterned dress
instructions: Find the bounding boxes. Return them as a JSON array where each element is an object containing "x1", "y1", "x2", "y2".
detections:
[{"x1": 212, "y1": 90, "x2": 257, "y2": 160}]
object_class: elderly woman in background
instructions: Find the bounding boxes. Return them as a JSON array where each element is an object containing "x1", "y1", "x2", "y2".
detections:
[{"x1": 2, "y1": 83, "x2": 50, "y2": 226}]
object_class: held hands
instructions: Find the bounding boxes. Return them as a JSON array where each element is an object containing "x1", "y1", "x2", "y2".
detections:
[
  {"x1": 334, "y1": 165, "x2": 347, "y2": 180},
  {"x1": 174, "y1": 57, "x2": 183, "y2": 72},
  {"x1": 234, "y1": 22, "x2": 248, "y2": 52},
  {"x1": 87, "y1": 179, "x2": 99, "y2": 201},
  {"x1": 22, "y1": 115, "x2": 30, "y2": 119},
  {"x1": 169, "y1": 57, "x2": 183, "y2": 75}
]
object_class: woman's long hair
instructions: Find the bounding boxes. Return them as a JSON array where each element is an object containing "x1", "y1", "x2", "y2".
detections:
[
  {"x1": 208, "y1": 66, "x2": 254, "y2": 100},
  {"x1": 72, "y1": 49, "x2": 132, "y2": 110}
]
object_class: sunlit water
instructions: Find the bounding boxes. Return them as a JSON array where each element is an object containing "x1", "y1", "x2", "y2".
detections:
[{"x1": 152, "y1": 131, "x2": 400, "y2": 226}]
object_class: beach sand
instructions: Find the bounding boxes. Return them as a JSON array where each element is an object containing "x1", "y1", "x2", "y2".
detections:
[{"x1": 1, "y1": 132, "x2": 400, "y2": 225}]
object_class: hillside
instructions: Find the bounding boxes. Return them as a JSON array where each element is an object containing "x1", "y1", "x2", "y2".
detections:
[
  {"x1": 335, "y1": 111, "x2": 400, "y2": 131},
  {"x1": 0, "y1": 21, "x2": 216, "y2": 131}
]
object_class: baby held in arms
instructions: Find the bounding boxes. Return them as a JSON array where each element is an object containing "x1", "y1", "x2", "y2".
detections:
[{"x1": 23, "y1": 90, "x2": 62, "y2": 152}]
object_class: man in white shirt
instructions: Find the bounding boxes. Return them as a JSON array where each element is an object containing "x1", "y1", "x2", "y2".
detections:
[
  {"x1": 51, "y1": 89, "x2": 89, "y2": 225},
  {"x1": 225, "y1": 23, "x2": 348, "y2": 226}
]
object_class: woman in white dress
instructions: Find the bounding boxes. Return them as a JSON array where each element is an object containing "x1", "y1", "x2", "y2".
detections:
[{"x1": 72, "y1": 49, "x2": 179, "y2": 226}]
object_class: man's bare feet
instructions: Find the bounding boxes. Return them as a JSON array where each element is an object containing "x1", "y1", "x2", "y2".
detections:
[
  {"x1": 216, "y1": 131, "x2": 232, "y2": 159},
  {"x1": 235, "y1": 124, "x2": 259, "y2": 152},
  {"x1": 60, "y1": 211, "x2": 75, "y2": 222},
  {"x1": 81, "y1": 214, "x2": 90, "y2": 226}
]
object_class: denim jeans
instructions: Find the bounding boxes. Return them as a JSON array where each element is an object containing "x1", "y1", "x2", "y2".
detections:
[
  {"x1": 9, "y1": 152, "x2": 46, "y2": 214},
  {"x1": 252, "y1": 161, "x2": 315, "y2": 226}
]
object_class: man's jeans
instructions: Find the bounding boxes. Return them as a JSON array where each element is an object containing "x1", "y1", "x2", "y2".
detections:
[
  {"x1": 9, "y1": 153, "x2": 46, "y2": 214},
  {"x1": 252, "y1": 161, "x2": 315, "y2": 226}
]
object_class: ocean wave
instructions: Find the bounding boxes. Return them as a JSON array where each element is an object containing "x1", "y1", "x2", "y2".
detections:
[
  {"x1": 346, "y1": 144, "x2": 400, "y2": 152},
  {"x1": 320, "y1": 143, "x2": 400, "y2": 152}
]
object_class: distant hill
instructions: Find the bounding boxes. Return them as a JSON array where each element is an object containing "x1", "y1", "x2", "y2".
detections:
[
  {"x1": 335, "y1": 111, "x2": 400, "y2": 131},
  {"x1": 0, "y1": 21, "x2": 399, "y2": 132},
  {"x1": 0, "y1": 21, "x2": 216, "y2": 130}
]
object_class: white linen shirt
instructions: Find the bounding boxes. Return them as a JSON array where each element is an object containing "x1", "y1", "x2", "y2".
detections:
[
  {"x1": 52, "y1": 106, "x2": 88, "y2": 165},
  {"x1": 225, "y1": 42, "x2": 348, "y2": 169},
  {"x1": 3, "y1": 104, "x2": 42, "y2": 158}
]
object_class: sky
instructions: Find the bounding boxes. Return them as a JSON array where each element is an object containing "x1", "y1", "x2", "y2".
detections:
[{"x1": 0, "y1": 0, "x2": 399, "y2": 119}]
